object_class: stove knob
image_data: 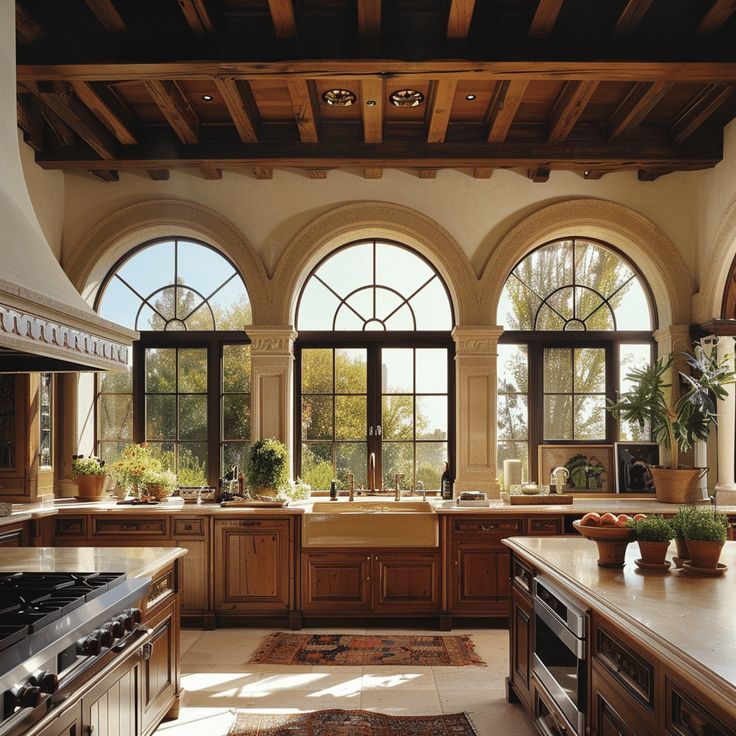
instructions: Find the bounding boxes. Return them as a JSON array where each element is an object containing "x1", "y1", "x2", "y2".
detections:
[
  {"x1": 14, "y1": 683, "x2": 43, "y2": 708},
  {"x1": 115, "y1": 612, "x2": 134, "y2": 633},
  {"x1": 99, "y1": 626, "x2": 115, "y2": 648},
  {"x1": 123, "y1": 607, "x2": 143, "y2": 624},
  {"x1": 106, "y1": 618, "x2": 124, "y2": 638},
  {"x1": 29, "y1": 670, "x2": 59, "y2": 695},
  {"x1": 76, "y1": 631, "x2": 102, "y2": 656}
]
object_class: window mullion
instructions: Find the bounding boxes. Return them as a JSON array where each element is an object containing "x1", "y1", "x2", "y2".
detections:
[{"x1": 207, "y1": 340, "x2": 220, "y2": 486}]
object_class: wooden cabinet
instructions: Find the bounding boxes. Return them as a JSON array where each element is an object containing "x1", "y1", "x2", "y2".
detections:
[
  {"x1": 591, "y1": 666, "x2": 656, "y2": 736},
  {"x1": 173, "y1": 516, "x2": 210, "y2": 625},
  {"x1": 32, "y1": 703, "x2": 82, "y2": 736},
  {"x1": 372, "y1": 551, "x2": 439, "y2": 611},
  {"x1": 665, "y1": 675, "x2": 736, "y2": 736},
  {"x1": 81, "y1": 656, "x2": 139, "y2": 736},
  {"x1": 509, "y1": 588, "x2": 533, "y2": 709},
  {"x1": 0, "y1": 521, "x2": 28, "y2": 546},
  {"x1": 214, "y1": 518, "x2": 293, "y2": 615},
  {"x1": 302, "y1": 550, "x2": 371, "y2": 611}
]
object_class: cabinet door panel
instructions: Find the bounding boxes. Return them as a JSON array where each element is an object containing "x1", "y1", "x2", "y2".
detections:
[
  {"x1": 373, "y1": 552, "x2": 439, "y2": 611},
  {"x1": 34, "y1": 703, "x2": 81, "y2": 736},
  {"x1": 302, "y1": 552, "x2": 371, "y2": 611},
  {"x1": 176, "y1": 539, "x2": 208, "y2": 612},
  {"x1": 83, "y1": 661, "x2": 138, "y2": 736},
  {"x1": 141, "y1": 609, "x2": 177, "y2": 736},
  {"x1": 510, "y1": 591, "x2": 533, "y2": 708},
  {"x1": 449, "y1": 545, "x2": 510, "y2": 612}
]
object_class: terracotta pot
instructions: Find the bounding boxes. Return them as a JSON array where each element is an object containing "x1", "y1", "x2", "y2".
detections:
[
  {"x1": 686, "y1": 539, "x2": 724, "y2": 568},
  {"x1": 637, "y1": 540, "x2": 670, "y2": 566},
  {"x1": 674, "y1": 536, "x2": 689, "y2": 559},
  {"x1": 649, "y1": 467, "x2": 708, "y2": 504},
  {"x1": 76, "y1": 474, "x2": 107, "y2": 498},
  {"x1": 594, "y1": 540, "x2": 631, "y2": 568},
  {"x1": 145, "y1": 483, "x2": 172, "y2": 501},
  {"x1": 254, "y1": 486, "x2": 277, "y2": 498}
]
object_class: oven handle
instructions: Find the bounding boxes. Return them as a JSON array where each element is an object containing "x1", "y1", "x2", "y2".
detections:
[{"x1": 534, "y1": 597, "x2": 585, "y2": 659}]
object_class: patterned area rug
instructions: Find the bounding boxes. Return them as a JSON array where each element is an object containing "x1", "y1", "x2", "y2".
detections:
[
  {"x1": 228, "y1": 709, "x2": 479, "y2": 735},
  {"x1": 248, "y1": 633, "x2": 485, "y2": 667}
]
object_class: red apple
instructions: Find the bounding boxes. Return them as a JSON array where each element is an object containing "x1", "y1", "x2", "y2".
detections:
[
  {"x1": 633, "y1": 513, "x2": 647, "y2": 521},
  {"x1": 599, "y1": 512, "x2": 618, "y2": 527},
  {"x1": 580, "y1": 512, "x2": 601, "y2": 527},
  {"x1": 615, "y1": 514, "x2": 632, "y2": 528}
]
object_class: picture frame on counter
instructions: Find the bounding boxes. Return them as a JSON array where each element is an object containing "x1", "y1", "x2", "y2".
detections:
[
  {"x1": 537, "y1": 444, "x2": 614, "y2": 492},
  {"x1": 614, "y1": 441, "x2": 659, "y2": 493}
]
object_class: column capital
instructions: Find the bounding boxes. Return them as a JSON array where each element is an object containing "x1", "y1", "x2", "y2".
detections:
[
  {"x1": 653, "y1": 324, "x2": 691, "y2": 353},
  {"x1": 452, "y1": 325, "x2": 504, "y2": 355},
  {"x1": 246, "y1": 325, "x2": 297, "y2": 356}
]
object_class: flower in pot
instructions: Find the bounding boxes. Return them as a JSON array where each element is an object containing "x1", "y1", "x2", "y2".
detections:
[
  {"x1": 71, "y1": 455, "x2": 108, "y2": 499},
  {"x1": 671, "y1": 505, "x2": 698, "y2": 559},
  {"x1": 111, "y1": 443, "x2": 162, "y2": 498},
  {"x1": 627, "y1": 514, "x2": 674, "y2": 566},
  {"x1": 607, "y1": 342, "x2": 735, "y2": 503},
  {"x1": 142, "y1": 469, "x2": 177, "y2": 501},
  {"x1": 246, "y1": 438, "x2": 288, "y2": 498},
  {"x1": 278, "y1": 477, "x2": 311, "y2": 503},
  {"x1": 683, "y1": 508, "x2": 728, "y2": 568}
]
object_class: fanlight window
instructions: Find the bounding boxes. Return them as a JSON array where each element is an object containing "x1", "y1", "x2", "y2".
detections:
[
  {"x1": 97, "y1": 238, "x2": 252, "y2": 331},
  {"x1": 497, "y1": 239, "x2": 653, "y2": 331},
  {"x1": 297, "y1": 240, "x2": 453, "y2": 331}
]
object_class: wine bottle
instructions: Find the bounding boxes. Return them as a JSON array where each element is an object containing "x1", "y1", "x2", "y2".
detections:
[{"x1": 441, "y1": 462, "x2": 452, "y2": 500}]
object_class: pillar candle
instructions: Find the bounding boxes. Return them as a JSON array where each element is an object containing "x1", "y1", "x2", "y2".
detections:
[{"x1": 503, "y1": 459, "x2": 522, "y2": 490}]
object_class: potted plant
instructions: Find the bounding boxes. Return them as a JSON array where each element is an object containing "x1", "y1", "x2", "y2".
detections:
[
  {"x1": 683, "y1": 507, "x2": 728, "y2": 569},
  {"x1": 671, "y1": 506, "x2": 698, "y2": 559},
  {"x1": 246, "y1": 438, "x2": 289, "y2": 498},
  {"x1": 607, "y1": 342, "x2": 735, "y2": 503},
  {"x1": 627, "y1": 514, "x2": 674, "y2": 566},
  {"x1": 142, "y1": 468, "x2": 177, "y2": 501},
  {"x1": 71, "y1": 455, "x2": 108, "y2": 499},
  {"x1": 278, "y1": 477, "x2": 311, "y2": 503},
  {"x1": 111, "y1": 443, "x2": 162, "y2": 498}
]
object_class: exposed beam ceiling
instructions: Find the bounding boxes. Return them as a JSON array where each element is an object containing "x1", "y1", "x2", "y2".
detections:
[
  {"x1": 214, "y1": 79, "x2": 259, "y2": 143},
  {"x1": 547, "y1": 81, "x2": 599, "y2": 142},
  {"x1": 529, "y1": 0, "x2": 564, "y2": 39},
  {"x1": 671, "y1": 84, "x2": 736, "y2": 143},
  {"x1": 177, "y1": 0, "x2": 214, "y2": 35},
  {"x1": 70, "y1": 81, "x2": 138, "y2": 145},
  {"x1": 610, "y1": 0, "x2": 654, "y2": 37},
  {"x1": 143, "y1": 80, "x2": 199, "y2": 144},
  {"x1": 697, "y1": 0, "x2": 736, "y2": 35},
  {"x1": 357, "y1": 0, "x2": 381, "y2": 38},
  {"x1": 486, "y1": 80, "x2": 529, "y2": 143},
  {"x1": 361, "y1": 78, "x2": 384, "y2": 144},
  {"x1": 267, "y1": 0, "x2": 297, "y2": 39},
  {"x1": 286, "y1": 79, "x2": 318, "y2": 142},
  {"x1": 83, "y1": 0, "x2": 126, "y2": 34},
  {"x1": 607, "y1": 81, "x2": 672, "y2": 141},
  {"x1": 427, "y1": 80, "x2": 457, "y2": 143},
  {"x1": 447, "y1": 0, "x2": 476, "y2": 39}
]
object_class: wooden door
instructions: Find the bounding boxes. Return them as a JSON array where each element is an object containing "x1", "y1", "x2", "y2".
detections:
[
  {"x1": 448, "y1": 544, "x2": 510, "y2": 613},
  {"x1": 34, "y1": 703, "x2": 81, "y2": 736},
  {"x1": 301, "y1": 551, "x2": 371, "y2": 611},
  {"x1": 510, "y1": 589, "x2": 533, "y2": 709},
  {"x1": 372, "y1": 551, "x2": 439, "y2": 612},
  {"x1": 82, "y1": 659, "x2": 138, "y2": 736},
  {"x1": 176, "y1": 539, "x2": 208, "y2": 613}
]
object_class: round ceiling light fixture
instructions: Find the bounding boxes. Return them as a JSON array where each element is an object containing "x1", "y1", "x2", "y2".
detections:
[
  {"x1": 202, "y1": 94, "x2": 213, "y2": 101},
  {"x1": 366, "y1": 100, "x2": 377, "y2": 106},
  {"x1": 389, "y1": 89, "x2": 425, "y2": 107},
  {"x1": 465, "y1": 94, "x2": 476, "y2": 101},
  {"x1": 321, "y1": 89, "x2": 357, "y2": 106}
]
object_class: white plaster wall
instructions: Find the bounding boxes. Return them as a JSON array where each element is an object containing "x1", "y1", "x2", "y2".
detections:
[{"x1": 61, "y1": 165, "x2": 700, "y2": 280}]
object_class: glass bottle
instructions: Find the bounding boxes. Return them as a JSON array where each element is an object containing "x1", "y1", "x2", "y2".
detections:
[{"x1": 441, "y1": 462, "x2": 452, "y2": 500}]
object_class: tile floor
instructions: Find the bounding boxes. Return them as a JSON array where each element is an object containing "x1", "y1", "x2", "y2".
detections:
[{"x1": 156, "y1": 627, "x2": 536, "y2": 736}]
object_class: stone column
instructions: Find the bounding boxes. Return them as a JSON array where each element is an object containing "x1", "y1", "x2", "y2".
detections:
[
  {"x1": 247, "y1": 326, "x2": 297, "y2": 476},
  {"x1": 714, "y1": 336, "x2": 736, "y2": 501},
  {"x1": 452, "y1": 326, "x2": 504, "y2": 498}
]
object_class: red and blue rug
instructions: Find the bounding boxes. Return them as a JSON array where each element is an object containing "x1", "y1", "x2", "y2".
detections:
[{"x1": 248, "y1": 633, "x2": 485, "y2": 667}]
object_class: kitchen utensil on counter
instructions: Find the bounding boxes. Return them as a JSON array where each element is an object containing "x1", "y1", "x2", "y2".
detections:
[
  {"x1": 521, "y1": 482, "x2": 540, "y2": 495},
  {"x1": 503, "y1": 459, "x2": 522, "y2": 490},
  {"x1": 572, "y1": 520, "x2": 635, "y2": 567},
  {"x1": 551, "y1": 466, "x2": 569, "y2": 493}
]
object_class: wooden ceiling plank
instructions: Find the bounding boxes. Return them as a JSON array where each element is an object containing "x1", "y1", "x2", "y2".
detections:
[
  {"x1": 215, "y1": 79, "x2": 259, "y2": 143},
  {"x1": 26, "y1": 81, "x2": 117, "y2": 158},
  {"x1": 16, "y1": 95, "x2": 44, "y2": 151},
  {"x1": 286, "y1": 79, "x2": 319, "y2": 143},
  {"x1": 529, "y1": 0, "x2": 564, "y2": 39},
  {"x1": 177, "y1": 0, "x2": 214, "y2": 35},
  {"x1": 427, "y1": 79, "x2": 457, "y2": 143},
  {"x1": 610, "y1": 0, "x2": 654, "y2": 36},
  {"x1": 253, "y1": 167, "x2": 273, "y2": 179},
  {"x1": 361, "y1": 78, "x2": 384, "y2": 144},
  {"x1": 364, "y1": 167, "x2": 383, "y2": 178},
  {"x1": 529, "y1": 165, "x2": 551, "y2": 182},
  {"x1": 16, "y1": 3, "x2": 44, "y2": 44},
  {"x1": 671, "y1": 84, "x2": 736, "y2": 143},
  {"x1": 70, "y1": 81, "x2": 138, "y2": 145},
  {"x1": 308, "y1": 169, "x2": 328, "y2": 179},
  {"x1": 83, "y1": 0, "x2": 126, "y2": 34},
  {"x1": 89, "y1": 169, "x2": 119, "y2": 182},
  {"x1": 358, "y1": 0, "x2": 381, "y2": 38},
  {"x1": 447, "y1": 0, "x2": 476, "y2": 38},
  {"x1": 486, "y1": 80, "x2": 529, "y2": 143},
  {"x1": 267, "y1": 0, "x2": 297, "y2": 39},
  {"x1": 41, "y1": 108, "x2": 77, "y2": 147},
  {"x1": 697, "y1": 0, "x2": 736, "y2": 35},
  {"x1": 548, "y1": 80, "x2": 599, "y2": 142},
  {"x1": 201, "y1": 167, "x2": 222, "y2": 179},
  {"x1": 607, "y1": 81, "x2": 672, "y2": 140},
  {"x1": 473, "y1": 167, "x2": 493, "y2": 178},
  {"x1": 144, "y1": 80, "x2": 200, "y2": 144},
  {"x1": 147, "y1": 169, "x2": 170, "y2": 180}
]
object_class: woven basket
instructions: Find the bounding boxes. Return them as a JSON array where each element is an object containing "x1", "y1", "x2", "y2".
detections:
[{"x1": 649, "y1": 466, "x2": 707, "y2": 504}]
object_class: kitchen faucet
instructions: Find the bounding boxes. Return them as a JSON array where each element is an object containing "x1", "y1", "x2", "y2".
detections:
[
  {"x1": 394, "y1": 473, "x2": 404, "y2": 501},
  {"x1": 414, "y1": 480, "x2": 425, "y2": 499}
]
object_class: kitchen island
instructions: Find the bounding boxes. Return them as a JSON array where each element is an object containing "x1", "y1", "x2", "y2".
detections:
[{"x1": 503, "y1": 536, "x2": 736, "y2": 735}]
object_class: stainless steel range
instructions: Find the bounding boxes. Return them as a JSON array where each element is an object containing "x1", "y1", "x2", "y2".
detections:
[{"x1": 0, "y1": 572, "x2": 151, "y2": 736}]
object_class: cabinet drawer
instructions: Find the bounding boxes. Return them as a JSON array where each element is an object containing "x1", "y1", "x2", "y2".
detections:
[
  {"x1": 54, "y1": 517, "x2": 87, "y2": 538},
  {"x1": 666, "y1": 676, "x2": 736, "y2": 736},
  {"x1": 527, "y1": 517, "x2": 563, "y2": 535},
  {"x1": 93, "y1": 516, "x2": 170, "y2": 537},
  {"x1": 173, "y1": 518, "x2": 205, "y2": 537},
  {"x1": 512, "y1": 557, "x2": 534, "y2": 595},
  {"x1": 451, "y1": 517, "x2": 523, "y2": 536},
  {"x1": 143, "y1": 567, "x2": 176, "y2": 617}
]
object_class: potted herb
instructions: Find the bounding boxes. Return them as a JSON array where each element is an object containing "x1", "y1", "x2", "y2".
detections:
[
  {"x1": 142, "y1": 468, "x2": 178, "y2": 501},
  {"x1": 278, "y1": 477, "x2": 311, "y2": 503},
  {"x1": 607, "y1": 342, "x2": 735, "y2": 503},
  {"x1": 246, "y1": 438, "x2": 289, "y2": 498},
  {"x1": 627, "y1": 515, "x2": 674, "y2": 566},
  {"x1": 671, "y1": 506, "x2": 698, "y2": 559},
  {"x1": 71, "y1": 455, "x2": 108, "y2": 499},
  {"x1": 111, "y1": 443, "x2": 162, "y2": 498},
  {"x1": 683, "y1": 508, "x2": 728, "y2": 569}
]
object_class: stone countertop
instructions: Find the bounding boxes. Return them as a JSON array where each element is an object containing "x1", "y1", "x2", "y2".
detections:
[
  {"x1": 504, "y1": 536, "x2": 736, "y2": 712},
  {"x1": 0, "y1": 546, "x2": 186, "y2": 579}
]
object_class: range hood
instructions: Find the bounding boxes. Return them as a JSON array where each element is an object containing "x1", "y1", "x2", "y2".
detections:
[{"x1": 0, "y1": 3, "x2": 135, "y2": 372}]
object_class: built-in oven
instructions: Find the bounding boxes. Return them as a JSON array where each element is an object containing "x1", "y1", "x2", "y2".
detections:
[{"x1": 532, "y1": 576, "x2": 587, "y2": 736}]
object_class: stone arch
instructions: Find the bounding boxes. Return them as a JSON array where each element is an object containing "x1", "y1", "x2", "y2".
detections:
[
  {"x1": 479, "y1": 198, "x2": 692, "y2": 328},
  {"x1": 270, "y1": 201, "x2": 481, "y2": 327},
  {"x1": 63, "y1": 199, "x2": 271, "y2": 324}
]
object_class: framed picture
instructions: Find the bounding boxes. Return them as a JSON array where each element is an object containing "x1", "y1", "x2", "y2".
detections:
[
  {"x1": 537, "y1": 444, "x2": 615, "y2": 492},
  {"x1": 614, "y1": 442, "x2": 660, "y2": 493}
]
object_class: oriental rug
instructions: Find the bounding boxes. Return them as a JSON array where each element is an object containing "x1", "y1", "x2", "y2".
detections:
[
  {"x1": 248, "y1": 633, "x2": 485, "y2": 667},
  {"x1": 228, "y1": 709, "x2": 479, "y2": 736}
]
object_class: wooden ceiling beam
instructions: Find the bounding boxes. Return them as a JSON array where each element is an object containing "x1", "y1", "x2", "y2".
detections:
[
  {"x1": 214, "y1": 79, "x2": 259, "y2": 142},
  {"x1": 547, "y1": 81, "x2": 599, "y2": 142},
  {"x1": 16, "y1": 3, "x2": 44, "y2": 44},
  {"x1": 177, "y1": 0, "x2": 214, "y2": 35},
  {"x1": 447, "y1": 0, "x2": 476, "y2": 38},
  {"x1": 363, "y1": 168, "x2": 383, "y2": 179},
  {"x1": 286, "y1": 79, "x2": 319, "y2": 142},
  {"x1": 357, "y1": 0, "x2": 381, "y2": 38},
  {"x1": 253, "y1": 167, "x2": 273, "y2": 179},
  {"x1": 486, "y1": 80, "x2": 529, "y2": 143},
  {"x1": 697, "y1": 0, "x2": 736, "y2": 35},
  {"x1": 25, "y1": 81, "x2": 117, "y2": 158},
  {"x1": 472, "y1": 167, "x2": 493, "y2": 178},
  {"x1": 144, "y1": 80, "x2": 199, "y2": 144},
  {"x1": 427, "y1": 80, "x2": 457, "y2": 143},
  {"x1": 147, "y1": 169, "x2": 170, "y2": 180},
  {"x1": 607, "y1": 81, "x2": 672, "y2": 140},
  {"x1": 529, "y1": 165, "x2": 551, "y2": 182},
  {"x1": 18, "y1": 61, "x2": 736, "y2": 84},
  {"x1": 70, "y1": 81, "x2": 138, "y2": 145},
  {"x1": 671, "y1": 84, "x2": 736, "y2": 144},
  {"x1": 200, "y1": 167, "x2": 222, "y2": 179},
  {"x1": 89, "y1": 169, "x2": 119, "y2": 182},
  {"x1": 41, "y1": 108, "x2": 77, "y2": 147},
  {"x1": 529, "y1": 0, "x2": 564, "y2": 39},
  {"x1": 267, "y1": 0, "x2": 297, "y2": 39},
  {"x1": 361, "y1": 78, "x2": 384, "y2": 144},
  {"x1": 417, "y1": 169, "x2": 437, "y2": 178},
  {"x1": 16, "y1": 95, "x2": 44, "y2": 151},
  {"x1": 610, "y1": 0, "x2": 654, "y2": 36},
  {"x1": 83, "y1": 0, "x2": 126, "y2": 34},
  {"x1": 637, "y1": 168, "x2": 674, "y2": 181},
  {"x1": 308, "y1": 169, "x2": 328, "y2": 179}
]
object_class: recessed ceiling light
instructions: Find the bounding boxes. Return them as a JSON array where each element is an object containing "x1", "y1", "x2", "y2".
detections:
[
  {"x1": 389, "y1": 89, "x2": 425, "y2": 107},
  {"x1": 202, "y1": 94, "x2": 213, "y2": 101},
  {"x1": 465, "y1": 94, "x2": 476, "y2": 101},
  {"x1": 321, "y1": 89, "x2": 357, "y2": 107},
  {"x1": 584, "y1": 170, "x2": 591, "y2": 176},
  {"x1": 366, "y1": 100, "x2": 377, "y2": 106}
]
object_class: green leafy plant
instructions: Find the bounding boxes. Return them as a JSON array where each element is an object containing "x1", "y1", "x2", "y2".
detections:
[
  {"x1": 278, "y1": 477, "x2": 311, "y2": 502},
  {"x1": 683, "y1": 508, "x2": 728, "y2": 544},
  {"x1": 111, "y1": 443, "x2": 162, "y2": 493},
  {"x1": 671, "y1": 506, "x2": 698, "y2": 538},
  {"x1": 607, "y1": 342, "x2": 735, "y2": 469},
  {"x1": 142, "y1": 468, "x2": 177, "y2": 495},
  {"x1": 627, "y1": 515, "x2": 674, "y2": 542},
  {"x1": 71, "y1": 455, "x2": 106, "y2": 476},
  {"x1": 246, "y1": 438, "x2": 289, "y2": 491}
]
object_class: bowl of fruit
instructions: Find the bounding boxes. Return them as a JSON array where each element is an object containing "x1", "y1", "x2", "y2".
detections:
[{"x1": 573, "y1": 512, "x2": 645, "y2": 567}]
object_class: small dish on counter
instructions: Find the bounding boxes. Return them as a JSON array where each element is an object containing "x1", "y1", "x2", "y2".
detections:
[
  {"x1": 572, "y1": 520, "x2": 635, "y2": 568},
  {"x1": 680, "y1": 561, "x2": 728, "y2": 576}
]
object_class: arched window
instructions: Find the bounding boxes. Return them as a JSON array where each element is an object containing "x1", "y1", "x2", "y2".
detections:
[
  {"x1": 497, "y1": 238, "x2": 656, "y2": 491},
  {"x1": 296, "y1": 240, "x2": 455, "y2": 492},
  {"x1": 95, "y1": 238, "x2": 252, "y2": 484}
]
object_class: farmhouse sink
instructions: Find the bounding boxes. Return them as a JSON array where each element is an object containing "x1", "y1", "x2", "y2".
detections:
[{"x1": 303, "y1": 500, "x2": 438, "y2": 547}]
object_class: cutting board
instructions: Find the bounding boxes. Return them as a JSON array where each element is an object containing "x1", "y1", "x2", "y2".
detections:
[
  {"x1": 220, "y1": 499, "x2": 287, "y2": 508},
  {"x1": 502, "y1": 493, "x2": 574, "y2": 505}
]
